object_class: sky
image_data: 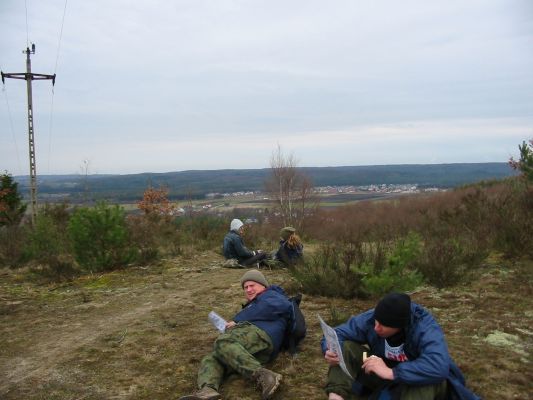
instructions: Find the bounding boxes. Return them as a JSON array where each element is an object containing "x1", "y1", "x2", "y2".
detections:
[{"x1": 1, "y1": 0, "x2": 532, "y2": 175}]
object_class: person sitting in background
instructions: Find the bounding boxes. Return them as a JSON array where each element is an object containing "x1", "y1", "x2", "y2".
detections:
[
  {"x1": 321, "y1": 292, "x2": 480, "y2": 400},
  {"x1": 178, "y1": 270, "x2": 291, "y2": 400},
  {"x1": 274, "y1": 226, "x2": 303, "y2": 266},
  {"x1": 223, "y1": 218, "x2": 267, "y2": 267}
]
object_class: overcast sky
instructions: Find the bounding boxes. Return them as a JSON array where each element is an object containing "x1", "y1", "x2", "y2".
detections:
[{"x1": 1, "y1": 0, "x2": 532, "y2": 175}]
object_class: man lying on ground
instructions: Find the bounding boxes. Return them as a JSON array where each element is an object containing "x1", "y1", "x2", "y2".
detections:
[{"x1": 179, "y1": 270, "x2": 291, "y2": 400}]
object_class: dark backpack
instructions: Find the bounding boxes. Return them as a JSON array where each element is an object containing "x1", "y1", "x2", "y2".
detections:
[{"x1": 282, "y1": 293, "x2": 307, "y2": 355}]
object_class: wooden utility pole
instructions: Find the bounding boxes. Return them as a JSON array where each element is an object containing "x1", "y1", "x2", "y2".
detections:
[{"x1": 1, "y1": 44, "x2": 56, "y2": 225}]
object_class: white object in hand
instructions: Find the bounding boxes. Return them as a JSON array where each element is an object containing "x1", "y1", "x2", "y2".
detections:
[{"x1": 208, "y1": 311, "x2": 227, "y2": 333}]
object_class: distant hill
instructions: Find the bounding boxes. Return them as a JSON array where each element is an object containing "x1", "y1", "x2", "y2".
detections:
[{"x1": 14, "y1": 163, "x2": 516, "y2": 202}]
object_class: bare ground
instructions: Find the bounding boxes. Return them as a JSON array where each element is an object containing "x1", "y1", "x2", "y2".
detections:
[{"x1": 0, "y1": 252, "x2": 531, "y2": 400}]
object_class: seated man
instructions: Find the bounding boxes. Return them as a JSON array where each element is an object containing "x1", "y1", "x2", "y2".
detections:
[
  {"x1": 273, "y1": 226, "x2": 304, "y2": 266},
  {"x1": 321, "y1": 293, "x2": 480, "y2": 400},
  {"x1": 223, "y1": 218, "x2": 267, "y2": 266},
  {"x1": 179, "y1": 270, "x2": 292, "y2": 400}
]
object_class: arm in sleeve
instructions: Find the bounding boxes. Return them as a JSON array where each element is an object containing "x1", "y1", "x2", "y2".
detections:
[
  {"x1": 232, "y1": 236, "x2": 255, "y2": 259},
  {"x1": 320, "y1": 310, "x2": 373, "y2": 354},
  {"x1": 234, "y1": 292, "x2": 291, "y2": 323},
  {"x1": 393, "y1": 318, "x2": 450, "y2": 385}
]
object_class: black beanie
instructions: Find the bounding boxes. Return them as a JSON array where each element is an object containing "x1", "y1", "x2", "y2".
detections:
[{"x1": 374, "y1": 293, "x2": 411, "y2": 328}]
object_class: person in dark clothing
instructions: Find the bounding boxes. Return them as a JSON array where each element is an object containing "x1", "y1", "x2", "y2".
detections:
[
  {"x1": 321, "y1": 293, "x2": 480, "y2": 400},
  {"x1": 179, "y1": 270, "x2": 291, "y2": 400},
  {"x1": 274, "y1": 226, "x2": 303, "y2": 266},
  {"x1": 223, "y1": 219, "x2": 266, "y2": 266}
]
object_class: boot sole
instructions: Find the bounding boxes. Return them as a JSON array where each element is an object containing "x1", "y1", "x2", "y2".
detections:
[
  {"x1": 178, "y1": 395, "x2": 221, "y2": 400},
  {"x1": 263, "y1": 374, "x2": 282, "y2": 399}
]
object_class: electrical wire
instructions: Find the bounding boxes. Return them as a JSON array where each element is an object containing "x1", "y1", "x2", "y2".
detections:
[
  {"x1": 54, "y1": 0, "x2": 68, "y2": 74},
  {"x1": 47, "y1": 0, "x2": 69, "y2": 174},
  {"x1": 25, "y1": 0, "x2": 30, "y2": 48}
]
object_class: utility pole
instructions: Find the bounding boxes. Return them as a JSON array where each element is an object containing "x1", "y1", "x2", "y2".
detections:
[{"x1": 1, "y1": 44, "x2": 56, "y2": 225}]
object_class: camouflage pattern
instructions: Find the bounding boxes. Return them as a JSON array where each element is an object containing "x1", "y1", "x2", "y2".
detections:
[{"x1": 197, "y1": 322, "x2": 274, "y2": 391}]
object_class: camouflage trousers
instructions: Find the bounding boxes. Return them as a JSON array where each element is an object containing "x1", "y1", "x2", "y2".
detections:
[
  {"x1": 197, "y1": 322, "x2": 274, "y2": 391},
  {"x1": 326, "y1": 341, "x2": 448, "y2": 400}
]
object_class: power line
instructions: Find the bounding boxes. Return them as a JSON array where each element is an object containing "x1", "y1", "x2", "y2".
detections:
[
  {"x1": 54, "y1": 0, "x2": 69, "y2": 74},
  {"x1": 47, "y1": 0, "x2": 69, "y2": 174},
  {"x1": 24, "y1": 0, "x2": 30, "y2": 48}
]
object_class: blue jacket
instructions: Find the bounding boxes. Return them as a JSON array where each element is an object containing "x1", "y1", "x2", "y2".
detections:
[
  {"x1": 275, "y1": 240, "x2": 303, "y2": 265},
  {"x1": 233, "y1": 285, "x2": 292, "y2": 358},
  {"x1": 321, "y1": 302, "x2": 480, "y2": 400},
  {"x1": 223, "y1": 230, "x2": 254, "y2": 263}
]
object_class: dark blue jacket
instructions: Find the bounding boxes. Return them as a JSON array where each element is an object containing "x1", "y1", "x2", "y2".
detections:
[
  {"x1": 321, "y1": 302, "x2": 480, "y2": 400},
  {"x1": 275, "y1": 240, "x2": 303, "y2": 265},
  {"x1": 223, "y1": 230, "x2": 254, "y2": 263},
  {"x1": 233, "y1": 285, "x2": 292, "y2": 358}
]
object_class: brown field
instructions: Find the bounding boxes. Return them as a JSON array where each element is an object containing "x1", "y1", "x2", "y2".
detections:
[{"x1": 1, "y1": 251, "x2": 531, "y2": 400}]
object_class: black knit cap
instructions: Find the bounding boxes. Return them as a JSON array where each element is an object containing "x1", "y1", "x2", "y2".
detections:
[{"x1": 374, "y1": 293, "x2": 411, "y2": 328}]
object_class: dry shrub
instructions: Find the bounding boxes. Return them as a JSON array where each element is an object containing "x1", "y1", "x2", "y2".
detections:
[
  {"x1": 127, "y1": 214, "x2": 182, "y2": 263},
  {"x1": 0, "y1": 225, "x2": 27, "y2": 267},
  {"x1": 302, "y1": 179, "x2": 531, "y2": 291}
]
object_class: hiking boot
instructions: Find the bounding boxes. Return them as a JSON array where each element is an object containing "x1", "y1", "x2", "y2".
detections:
[
  {"x1": 178, "y1": 386, "x2": 221, "y2": 400},
  {"x1": 252, "y1": 368, "x2": 282, "y2": 399}
]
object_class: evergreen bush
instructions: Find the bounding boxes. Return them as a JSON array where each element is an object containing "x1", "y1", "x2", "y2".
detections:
[
  {"x1": 359, "y1": 232, "x2": 423, "y2": 296},
  {"x1": 68, "y1": 202, "x2": 136, "y2": 272}
]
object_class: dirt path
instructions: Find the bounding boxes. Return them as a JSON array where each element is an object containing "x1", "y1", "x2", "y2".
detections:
[{"x1": 0, "y1": 256, "x2": 249, "y2": 398}]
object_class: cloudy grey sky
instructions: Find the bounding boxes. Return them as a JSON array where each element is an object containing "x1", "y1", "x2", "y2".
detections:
[{"x1": 1, "y1": 0, "x2": 532, "y2": 175}]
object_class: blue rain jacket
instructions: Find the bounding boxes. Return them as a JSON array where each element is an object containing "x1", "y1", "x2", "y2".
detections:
[
  {"x1": 321, "y1": 302, "x2": 480, "y2": 400},
  {"x1": 234, "y1": 285, "x2": 292, "y2": 358}
]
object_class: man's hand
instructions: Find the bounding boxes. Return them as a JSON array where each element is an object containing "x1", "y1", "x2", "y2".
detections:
[
  {"x1": 225, "y1": 320, "x2": 236, "y2": 330},
  {"x1": 362, "y1": 356, "x2": 394, "y2": 380},
  {"x1": 324, "y1": 349, "x2": 340, "y2": 366}
]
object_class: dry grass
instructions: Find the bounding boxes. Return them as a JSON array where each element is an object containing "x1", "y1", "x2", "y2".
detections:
[{"x1": 0, "y1": 252, "x2": 531, "y2": 400}]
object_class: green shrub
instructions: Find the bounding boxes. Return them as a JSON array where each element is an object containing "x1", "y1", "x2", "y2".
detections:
[
  {"x1": 68, "y1": 202, "x2": 136, "y2": 272},
  {"x1": 359, "y1": 232, "x2": 423, "y2": 296},
  {"x1": 25, "y1": 211, "x2": 77, "y2": 280},
  {"x1": 288, "y1": 243, "x2": 367, "y2": 299}
]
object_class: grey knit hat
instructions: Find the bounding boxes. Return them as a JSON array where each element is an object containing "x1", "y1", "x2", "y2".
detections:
[{"x1": 240, "y1": 269, "x2": 269, "y2": 288}]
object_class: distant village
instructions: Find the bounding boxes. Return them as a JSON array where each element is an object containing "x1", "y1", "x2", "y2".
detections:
[
  {"x1": 205, "y1": 183, "x2": 445, "y2": 200},
  {"x1": 167, "y1": 184, "x2": 446, "y2": 216}
]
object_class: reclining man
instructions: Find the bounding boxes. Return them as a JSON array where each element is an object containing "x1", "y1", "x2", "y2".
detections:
[
  {"x1": 179, "y1": 270, "x2": 292, "y2": 400},
  {"x1": 322, "y1": 292, "x2": 480, "y2": 400}
]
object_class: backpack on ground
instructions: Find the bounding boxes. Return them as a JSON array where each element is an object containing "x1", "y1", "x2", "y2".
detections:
[{"x1": 282, "y1": 293, "x2": 307, "y2": 355}]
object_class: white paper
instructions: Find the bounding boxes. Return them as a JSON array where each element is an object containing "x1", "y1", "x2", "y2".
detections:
[
  {"x1": 318, "y1": 314, "x2": 353, "y2": 379},
  {"x1": 208, "y1": 311, "x2": 227, "y2": 333}
]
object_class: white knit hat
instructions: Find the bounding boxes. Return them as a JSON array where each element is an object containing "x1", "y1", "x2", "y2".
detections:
[{"x1": 230, "y1": 218, "x2": 244, "y2": 231}]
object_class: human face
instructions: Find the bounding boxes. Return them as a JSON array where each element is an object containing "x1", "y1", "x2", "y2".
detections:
[
  {"x1": 374, "y1": 320, "x2": 401, "y2": 338},
  {"x1": 243, "y1": 281, "x2": 266, "y2": 302}
]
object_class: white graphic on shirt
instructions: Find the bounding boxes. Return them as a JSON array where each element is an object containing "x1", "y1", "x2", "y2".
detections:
[{"x1": 384, "y1": 339, "x2": 409, "y2": 362}]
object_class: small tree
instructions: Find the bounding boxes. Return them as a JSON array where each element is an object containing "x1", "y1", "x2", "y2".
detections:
[
  {"x1": 138, "y1": 186, "x2": 176, "y2": 216},
  {"x1": 0, "y1": 172, "x2": 27, "y2": 226},
  {"x1": 266, "y1": 145, "x2": 317, "y2": 230},
  {"x1": 68, "y1": 202, "x2": 135, "y2": 271},
  {"x1": 509, "y1": 138, "x2": 533, "y2": 183}
]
